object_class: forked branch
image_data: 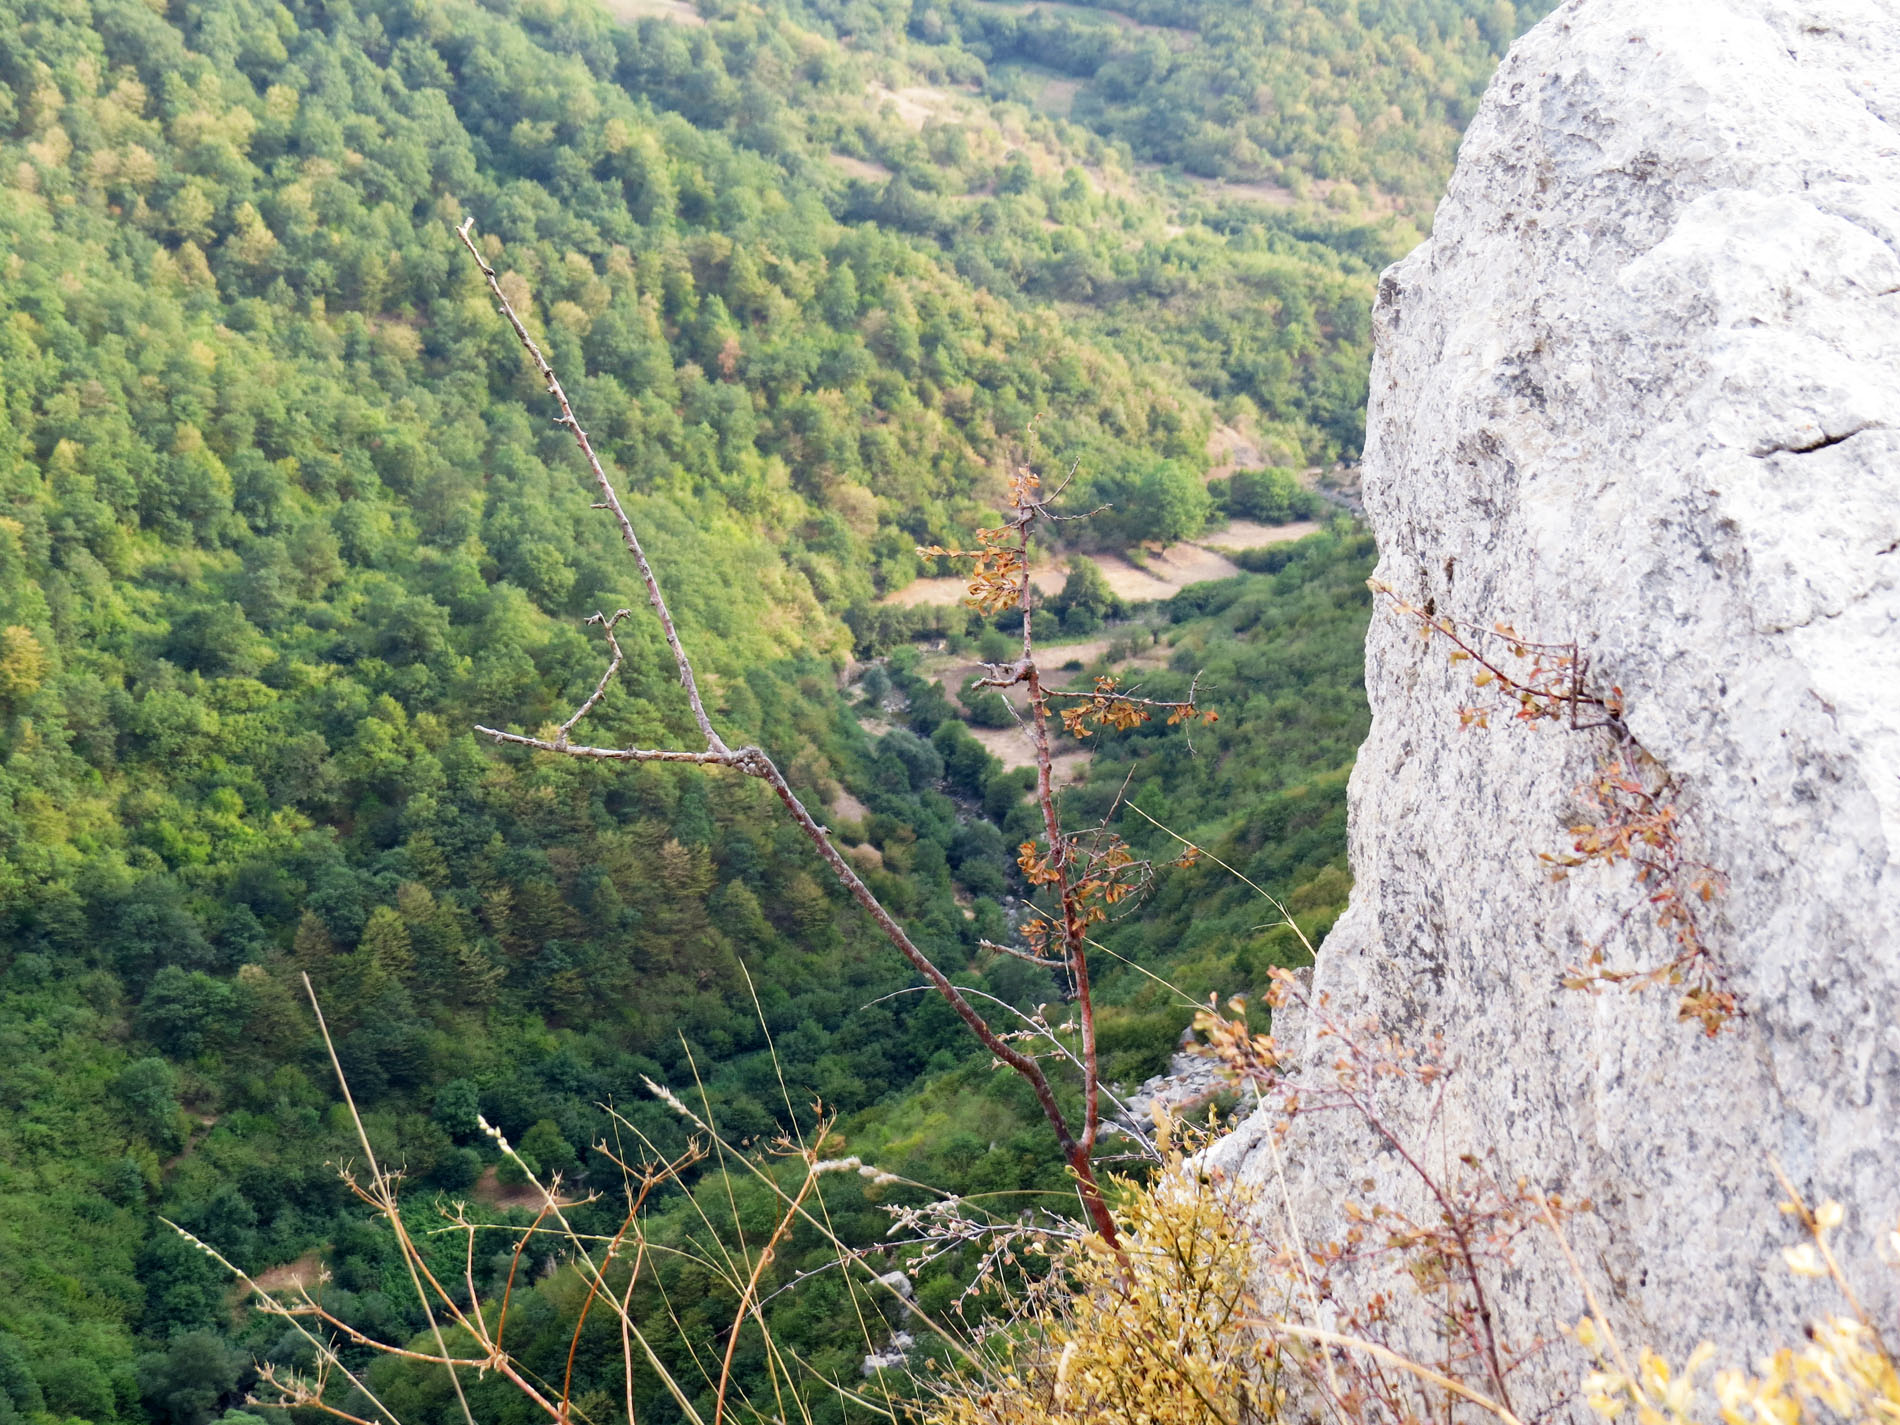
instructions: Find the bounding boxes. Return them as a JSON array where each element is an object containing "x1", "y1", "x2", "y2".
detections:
[
  {"x1": 458, "y1": 219, "x2": 726, "y2": 756},
  {"x1": 454, "y1": 222, "x2": 1120, "y2": 1247}
]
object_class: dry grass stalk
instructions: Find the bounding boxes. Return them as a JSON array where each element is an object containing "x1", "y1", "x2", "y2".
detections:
[{"x1": 188, "y1": 973, "x2": 975, "y2": 1424}]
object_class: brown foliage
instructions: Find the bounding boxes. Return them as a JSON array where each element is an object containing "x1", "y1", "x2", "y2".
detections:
[{"x1": 1367, "y1": 581, "x2": 1734, "y2": 1035}]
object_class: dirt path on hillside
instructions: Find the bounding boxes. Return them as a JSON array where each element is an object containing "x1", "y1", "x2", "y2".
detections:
[
  {"x1": 1089, "y1": 546, "x2": 1241, "y2": 600},
  {"x1": 250, "y1": 1252, "x2": 325, "y2": 1295},
  {"x1": 472, "y1": 1166, "x2": 582, "y2": 1213},
  {"x1": 883, "y1": 519, "x2": 1318, "y2": 609},
  {"x1": 830, "y1": 787, "x2": 872, "y2": 825},
  {"x1": 868, "y1": 83, "x2": 977, "y2": 131}
]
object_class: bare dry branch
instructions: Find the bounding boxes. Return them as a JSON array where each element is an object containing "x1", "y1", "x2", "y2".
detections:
[
  {"x1": 458, "y1": 218, "x2": 727, "y2": 756},
  {"x1": 556, "y1": 609, "x2": 633, "y2": 746},
  {"x1": 473, "y1": 729, "x2": 744, "y2": 765},
  {"x1": 454, "y1": 223, "x2": 1121, "y2": 1248},
  {"x1": 979, "y1": 938, "x2": 1068, "y2": 969}
]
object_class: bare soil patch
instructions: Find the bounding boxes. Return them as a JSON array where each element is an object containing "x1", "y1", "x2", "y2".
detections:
[
  {"x1": 911, "y1": 651, "x2": 990, "y2": 711},
  {"x1": 1092, "y1": 544, "x2": 1243, "y2": 601},
  {"x1": 1195, "y1": 519, "x2": 1321, "y2": 552},
  {"x1": 829, "y1": 152, "x2": 893, "y2": 183},
  {"x1": 884, "y1": 537, "x2": 1259, "y2": 611},
  {"x1": 868, "y1": 83, "x2": 965, "y2": 132},
  {"x1": 250, "y1": 1251, "x2": 325, "y2": 1295},
  {"x1": 1036, "y1": 76, "x2": 1083, "y2": 115},
  {"x1": 881, "y1": 560, "x2": 1065, "y2": 609},
  {"x1": 908, "y1": 653, "x2": 1091, "y2": 783},
  {"x1": 880, "y1": 577, "x2": 968, "y2": 609},
  {"x1": 1206, "y1": 422, "x2": 1266, "y2": 479},
  {"x1": 966, "y1": 723, "x2": 1091, "y2": 787},
  {"x1": 472, "y1": 1165, "x2": 581, "y2": 1213},
  {"x1": 1194, "y1": 177, "x2": 1299, "y2": 207},
  {"x1": 830, "y1": 788, "x2": 872, "y2": 825},
  {"x1": 864, "y1": 623, "x2": 1180, "y2": 793}
]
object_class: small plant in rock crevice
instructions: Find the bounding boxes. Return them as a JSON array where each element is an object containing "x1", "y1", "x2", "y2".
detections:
[
  {"x1": 1568, "y1": 1165, "x2": 1900, "y2": 1425},
  {"x1": 1189, "y1": 968, "x2": 1585, "y2": 1425},
  {"x1": 1367, "y1": 580, "x2": 1734, "y2": 1035},
  {"x1": 926, "y1": 1094, "x2": 1900, "y2": 1425}
]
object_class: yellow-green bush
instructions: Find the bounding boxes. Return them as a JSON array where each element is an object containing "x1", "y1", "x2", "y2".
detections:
[
  {"x1": 926, "y1": 1148, "x2": 1900, "y2": 1425},
  {"x1": 925, "y1": 1145, "x2": 1279, "y2": 1425}
]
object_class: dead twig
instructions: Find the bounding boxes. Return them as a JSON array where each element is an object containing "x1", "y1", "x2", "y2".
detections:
[{"x1": 454, "y1": 223, "x2": 1123, "y2": 1247}]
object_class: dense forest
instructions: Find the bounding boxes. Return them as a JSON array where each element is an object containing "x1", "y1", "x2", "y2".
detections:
[
  {"x1": 0, "y1": 0, "x2": 1542, "y2": 1418},
  {"x1": 777, "y1": 0, "x2": 1548, "y2": 213}
]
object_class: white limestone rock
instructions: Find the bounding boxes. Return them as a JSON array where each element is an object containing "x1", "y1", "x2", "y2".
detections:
[{"x1": 1215, "y1": 0, "x2": 1900, "y2": 1393}]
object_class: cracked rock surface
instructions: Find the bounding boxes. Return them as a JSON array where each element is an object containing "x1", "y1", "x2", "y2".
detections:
[{"x1": 1213, "y1": 0, "x2": 1900, "y2": 1394}]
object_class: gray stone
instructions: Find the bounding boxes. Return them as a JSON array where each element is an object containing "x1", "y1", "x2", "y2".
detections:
[{"x1": 1215, "y1": 0, "x2": 1900, "y2": 1398}]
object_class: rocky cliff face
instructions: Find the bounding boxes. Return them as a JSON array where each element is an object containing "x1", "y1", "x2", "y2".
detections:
[{"x1": 1217, "y1": 0, "x2": 1900, "y2": 1387}]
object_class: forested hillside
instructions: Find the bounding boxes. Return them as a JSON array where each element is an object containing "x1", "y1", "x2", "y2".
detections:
[
  {"x1": 780, "y1": 0, "x2": 1549, "y2": 213},
  {"x1": 0, "y1": 0, "x2": 1538, "y2": 1416}
]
